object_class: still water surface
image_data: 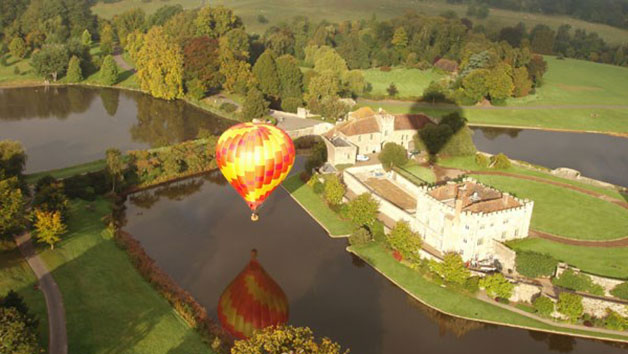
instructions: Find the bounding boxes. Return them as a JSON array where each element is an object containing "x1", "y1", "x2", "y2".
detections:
[
  {"x1": 471, "y1": 127, "x2": 628, "y2": 186},
  {"x1": 0, "y1": 86, "x2": 233, "y2": 173},
  {"x1": 122, "y1": 169, "x2": 627, "y2": 354}
]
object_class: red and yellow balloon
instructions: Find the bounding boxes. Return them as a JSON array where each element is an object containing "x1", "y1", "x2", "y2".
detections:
[
  {"x1": 217, "y1": 250, "x2": 289, "y2": 339},
  {"x1": 215, "y1": 123, "x2": 295, "y2": 221}
]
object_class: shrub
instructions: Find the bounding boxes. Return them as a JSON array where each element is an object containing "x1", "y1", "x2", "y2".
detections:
[
  {"x1": 232, "y1": 325, "x2": 346, "y2": 353},
  {"x1": 347, "y1": 193, "x2": 379, "y2": 228},
  {"x1": 281, "y1": 96, "x2": 302, "y2": 113},
  {"x1": 557, "y1": 293, "x2": 583, "y2": 323},
  {"x1": 430, "y1": 253, "x2": 470, "y2": 286},
  {"x1": 323, "y1": 175, "x2": 345, "y2": 206},
  {"x1": 9, "y1": 37, "x2": 27, "y2": 59},
  {"x1": 610, "y1": 282, "x2": 628, "y2": 300},
  {"x1": 312, "y1": 181, "x2": 324, "y2": 194},
  {"x1": 66, "y1": 56, "x2": 83, "y2": 83},
  {"x1": 378, "y1": 142, "x2": 408, "y2": 171},
  {"x1": 604, "y1": 309, "x2": 627, "y2": 331},
  {"x1": 185, "y1": 78, "x2": 207, "y2": 100},
  {"x1": 515, "y1": 251, "x2": 558, "y2": 278},
  {"x1": 219, "y1": 102, "x2": 237, "y2": 113},
  {"x1": 99, "y1": 55, "x2": 119, "y2": 86},
  {"x1": 380, "y1": 66, "x2": 391, "y2": 72},
  {"x1": 533, "y1": 295, "x2": 554, "y2": 316},
  {"x1": 464, "y1": 276, "x2": 480, "y2": 294},
  {"x1": 13, "y1": 66, "x2": 20, "y2": 75},
  {"x1": 490, "y1": 153, "x2": 511, "y2": 169},
  {"x1": 386, "y1": 83, "x2": 398, "y2": 97},
  {"x1": 475, "y1": 153, "x2": 489, "y2": 168},
  {"x1": 349, "y1": 227, "x2": 372, "y2": 246},
  {"x1": 256, "y1": 14, "x2": 268, "y2": 24},
  {"x1": 386, "y1": 221, "x2": 422, "y2": 264},
  {"x1": 480, "y1": 273, "x2": 514, "y2": 300},
  {"x1": 552, "y1": 269, "x2": 605, "y2": 296}
]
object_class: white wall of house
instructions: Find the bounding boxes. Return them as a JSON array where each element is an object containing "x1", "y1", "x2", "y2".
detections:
[{"x1": 323, "y1": 137, "x2": 357, "y2": 166}]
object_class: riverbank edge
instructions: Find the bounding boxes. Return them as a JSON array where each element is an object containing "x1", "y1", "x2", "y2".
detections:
[
  {"x1": 347, "y1": 245, "x2": 628, "y2": 344},
  {"x1": 2, "y1": 80, "x2": 628, "y2": 138}
]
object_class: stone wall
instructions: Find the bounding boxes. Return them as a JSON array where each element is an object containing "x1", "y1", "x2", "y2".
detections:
[
  {"x1": 582, "y1": 297, "x2": 628, "y2": 318},
  {"x1": 556, "y1": 263, "x2": 624, "y2": 298},
  {"x1": 510, "y1": 283, "x2": 542, "y2": 303},
  {"x1": 493, "y1": 240, "x2": 517, "y2": 275}
]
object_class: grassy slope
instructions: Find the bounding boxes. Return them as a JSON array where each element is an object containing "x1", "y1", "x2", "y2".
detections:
[
  {"x1": 361, "y1": 68, "x2": 444, "y2": 98},
  {"x1": 0, "y1": 241, "x2": 49, "y2": 348},
  {"x1": 468, "y1": 174, "x2": 628, "y2": 241},
  {"x1": 353, "y1": 241, "x2": 628, "y2": 341},
  {"x1": 37, "y1": 198, "x2": 212, "y2": 353},
  {"x1": 25, "y1": 159, "x2": 106, "y2": 185},
  {"x1": 283, "y1": 175, "x2": 354, "y2": 236},
  {"x1": 508, "y1": 238, "x2": 628, "y2": 280},
  {"x1": 399, "y1": 163, "x2": 437, "y2": 183},
  {"x1": 90, "y1": 0, "x2": 628, "y2": 45}
]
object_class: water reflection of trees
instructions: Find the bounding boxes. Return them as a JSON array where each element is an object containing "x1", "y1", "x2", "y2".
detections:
[
  {"x1": 475, "y1": 127, "x2": 523, "y2": 140},
  {"x1": 0, "y1": 86, "x2": 97, "y2": 120},
  {"x1": 407, "y1": 296, "x2": 488, "y2": 338},
  {"x1": 202, "y1": 169, "x2": 228, "y2": 185},
  {"x1": 129, "y1": 178, "x2": 206, "y2": 209},
  {"x1": 528, "y1": 331, "x2": 576, "y2": 353},
  {"x1": 100, "y1": 88, "x2": 120, "y2": 117},
  {"x1": 130, "y1": 94, "x2": 234, "y2": 148}
]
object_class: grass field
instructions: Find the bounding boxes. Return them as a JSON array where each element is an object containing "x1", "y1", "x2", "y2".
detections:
[
  {"x1": 468, "y1": 174, "x2": 628, "y2": 241},
  {"x1": 25, "y1": 159, "x2": 107, "y2": 185},
  {"x1": 509, "y1": 238, "x2": 628, "y2": 280},
  {"x1": 361, "y1": 68, "x2": 444, "y2": 98},
  {"x1": 283, "y1": 174, "x2": 354, "y2": 236},
  {"x1": 398, "y1": 163, "x2": 437, "y2": 184},
  {"x1": 352, "y1": 241, "x2": 628, "y2": 342},
  {"x1": 91, "y1": 0, "x2": 628, "y2": 45},
  {"x1": 37, "y1": 198, "x2": 212, "y2": 353},
  {"x1": 0, "y1": 240, "x2": 49, "y2": 349}
]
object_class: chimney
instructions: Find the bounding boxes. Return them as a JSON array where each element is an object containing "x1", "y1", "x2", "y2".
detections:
[{"x1": 454, "y1": 184, "x2": 463, "y2": 221}]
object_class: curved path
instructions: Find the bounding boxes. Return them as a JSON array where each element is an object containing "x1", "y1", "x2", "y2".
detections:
[
  {"x1": 430, "y1": 164, "x2": 628, "y2": 247},
  {"x1": 14, "y1": 233, "x2": 67, "y2": 354}
]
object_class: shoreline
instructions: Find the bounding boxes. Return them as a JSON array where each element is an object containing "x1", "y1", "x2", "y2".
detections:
[{"x1": 1, "y1": 81, "x2": 627, "y2": 138}]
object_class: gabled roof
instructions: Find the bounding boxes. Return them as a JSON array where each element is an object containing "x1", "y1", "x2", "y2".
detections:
[
  {"x1": 394, "y1": 114, "x2": 433, "y2": 131},
  {"x1": 349, "y1": 106, "x2": 376, "y2": 120},
  {"x1": 335, "y1": 116, "x2": 380, "y2": 136},
  {"x1": 429, "y1": 181, "x2": 521, "y2": 213}
]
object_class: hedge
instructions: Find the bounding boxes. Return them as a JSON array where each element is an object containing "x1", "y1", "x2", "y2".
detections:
[{"x1": 515, "y1": 251, "x2": 558, "y2": 278}]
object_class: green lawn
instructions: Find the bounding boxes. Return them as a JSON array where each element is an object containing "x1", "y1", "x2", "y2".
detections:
[
  {"x1": 397, "y1": 163, "x2": 436, "y2": 184},
  {"x1": 509, "y1": 238, "x2": 628, "y2": 280},
  {"x1": 361, "y1": 68, "x2": 444, "y2": 98},
  {"x1": 90, "y1": 0, "x2": 628, "y2": 45},
  {"x1": 352, "y1": 241, "x2": 628, "y2": 341},
  {"x1": 469, "y1": 174, "x2": 628, "y2": 241},
  {"x1": 25, "y1": 159, "x2": 107, "y2": 185},
  {"x1": 283, "y1": 175, "x2": 354, "y2": 236},
  {"x1": 0, "y1": 54, "x2": 41, "y2": 86},
  {"x1": 0, "y1": 240, "x2": 49, "y2": 349},
  {"x1": 37, "y1": 198, "x2": 212, "y2": 353}
]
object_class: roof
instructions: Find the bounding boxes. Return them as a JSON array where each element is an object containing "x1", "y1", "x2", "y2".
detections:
[
  {"x1": 434, "y1": 58, "x2": 458, "y2": 72},
  {"x1": 329, "y1": 136, "x2": 352, "y2": 147},
  {"x1": 394, "y1": 114, "x2": 433, "y2": 131},
  {"x1": 349, "y1": 106, "x2": 376, "y2": 120},
  {"x1": 335, "y1": 116, "x2": 380, "y2": 136},
  {"x1": 429, "y1": 181, "x2": 520, "y2": 213}
]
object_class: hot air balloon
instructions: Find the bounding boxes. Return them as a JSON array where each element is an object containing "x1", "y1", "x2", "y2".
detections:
[
  {"x1": 217, "y1": 249, "x2": 289, "y2": 339},
  {"x1": 215, "y1": 123, "x2": 295, "y2": 221}
]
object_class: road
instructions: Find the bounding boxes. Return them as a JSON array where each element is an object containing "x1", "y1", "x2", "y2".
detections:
[{"x1": 14, "y1": 233, "x2": 67, "y2": 354}]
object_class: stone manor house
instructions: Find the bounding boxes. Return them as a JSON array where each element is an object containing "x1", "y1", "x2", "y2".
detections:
[{"x1": 323, "y1": 107, "x2": 434, "y2": 165}]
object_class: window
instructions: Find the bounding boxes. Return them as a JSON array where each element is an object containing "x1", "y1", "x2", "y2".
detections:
[
  {"x1": 503, "y1": 219, "x2": 509, "y2": 224},
  {"x1": 358, "y1": 136, "x2": 361, "y2": 142},
  {"x1": 465, "y1": 225, "x2": 469, "y2": 230},
  {"x1": 477, "y1": 238, "x2": 484, "y2": 246},
  {"x1": 501, "y1": 231, "x2": 507, "y2": 239},
  {"x1": 515, "y1": 229, "x2": 519, "y2": 237},
  {"x1": 370, "y1": 134, "x2": 373, "y2": 140}
]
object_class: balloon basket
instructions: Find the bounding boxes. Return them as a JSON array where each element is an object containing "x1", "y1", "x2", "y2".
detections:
[{"x1": 250, "y1": 213, "x2": 259, "y2": 222}]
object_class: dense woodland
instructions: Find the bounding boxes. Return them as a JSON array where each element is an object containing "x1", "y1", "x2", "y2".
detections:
[{"x1": 0, "y1": 0, "x2": 626, "y2": 121}]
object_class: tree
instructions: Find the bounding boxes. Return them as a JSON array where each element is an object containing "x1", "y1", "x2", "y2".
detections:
[
  {"x1": 557, "y1": 293, "x2": 583, "y2": 323},
  {"x1": 512, "y1": 66, "x2": 532, "y2": 97},
  {"x1": 219, "y1": 29, "x2": 255, "y2": 94},
  {"x1": 232, "y1": 325, "x2": 347, "y2": 354},
  {"x1": 0, "y1": 307, "x2": 40, "y2": 354},
  {"x1": 0, "y1": 177, "x2": 26, "y2": 239},
  {"x1": 147, "y1": 4, "x2": 183, "y2": 27},
  {"x1": 480, "y1": 273, "x2": 514, "y2": 299},
  {"x1": 378, "y1": 142, "x2": 408, "y2": 171},
  {"x1": 462, "y1": 68, "x2": 489, "y2": 103},
  {"x1": 391, "y1": 27, "x2": 408, "y2": 48},
  {"x1": 32, "y1": 178, "x2": 69, "y2": 218},
  {"x1": 604, "y1": 309, "x2": 627, "y2": 331},
  {"x1": 81, "y1": 29, "x2": 91, "y2": 46},
  {"x1": 99, "y1": 55, "x2": 118, "y2": 86},
  {"x1": 0, "y1": 140, "x2": 26, "y2": 178},
  {"x1": 533, "y1": 295, "x2": 554, "y2": 317},
  {"x1": 431, "y1": 253, "x2": 470, "y2": 285},
  {"x1": 387, "y1": 221, "x2": 422, "y2": 264},
  {"x1": 99, "y1": 23, "x2": 115, "y2": 55},
  {"x1": 347, "y1": 193, "x2": 379, "y2": 228},
  {"x1": 197, "y1": 6, "x2": 242, "y2": 38},
  {"x1": 526, "y1": 54, "x2": 547, "y2": 86},
  {"x1": 9, "y1": 37, "x2": 26, "y2": 59},
  {"x1": 30, "y1": 44, "x2": 69, "y2": 81},
  {"x1": 136, "y1": 27, "x2": 184, "y2": 100},
  {"x1": 252, "y1": 50, "x2": 281, "y2": 98},
  {"x1": 314, "y1": 48, "x2": 348, "y2": 77},
  {"x1": 66, "y1": 55, "x2": 82, "y2": 83},
  {"x1": 276, "y1": 54, "x2": 304, "y2": 100},
  {"x1": 33, "y1": 209, "x2": 67, "y2": 250},
  {"x1": 342, "y1": 70, "x2": 367, "y2": 97},
  {"x1": 387, "y1": 83, "x2": 399, "y2": 97},
  {"x1": 324, "y1": 175, "x2": 345, "y2": 206},
  {"x1": 515, "y1": 251, "x2": 558, "y2": 278},
  {"x1": 349, "y1": 227, "x2": 372, "y2": 246},
  {"x1": 182, "y1": 36, "x2": 222, "y2": 93},
  {"x1": 241, "y1": 87, "x2": 269, "y2": 121},
  {"x1": 486, "y1": 63, "x2": 514, "y2": 102},
  {"x1": 530, "y1": 25, "x2": 555, "y2": 55},
  {"x1": 490, "y1": 153, "x2": 511, "y2": 169},
  {"x1": 105, "y1": 148, "x2": 124, "y2": 193},
  {"x1": 113, "y1": 8, "x2": 145, "y2": 48}
]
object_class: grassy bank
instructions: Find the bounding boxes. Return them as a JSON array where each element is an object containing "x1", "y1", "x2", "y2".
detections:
[
  {"x1": 25, "y1": 159, "x2": 107, "y2": 185},
  {"x1": 91, "y1": 0, "x2": 628, "y2": 45},
  {"x1": 36, "y1": 198, "x2": 212, "y2": 353},
  {"x1": 508, "y1": 238, "x2": 628, "y2": 280},
  {"x1": 283, "y1": 175, "x2": 353, "y2": 237},
  {"x1": 361, "y1": 68, "x2": 444, "y2": 99},
  {"x1": 0, "y1": 240, "x2": 49, "y2": 348},
  {"x1": 352, "y1": 241, "x2": 628, "y2": 342}
]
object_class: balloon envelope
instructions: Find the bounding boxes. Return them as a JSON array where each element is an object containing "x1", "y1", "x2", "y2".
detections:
[
  {"x1": 215, "y1": 123, "x2": 295, "y2": 214},
  {"x1": 217, "y1": 250, "x2": 289, "y2": 339}
]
